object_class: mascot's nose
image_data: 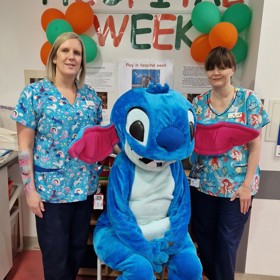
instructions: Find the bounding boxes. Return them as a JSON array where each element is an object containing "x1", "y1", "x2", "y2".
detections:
[{"x1": 156, "y1": 127, "x2": 185, "y2": 151}]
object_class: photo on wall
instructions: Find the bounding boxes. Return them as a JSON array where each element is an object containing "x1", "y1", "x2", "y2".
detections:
[
  {"x1": 97, "y1": 91, "x2": 108, "y2": 109},
  {"x1": 131, "y1": 69, "x2": 160, "y2": 88},
  {"x1": 118, "y1": 59, "x2": 174, "y2": 96},
  {"x1": 24, "y1": 70, "x2": 46, "y2": 86}
]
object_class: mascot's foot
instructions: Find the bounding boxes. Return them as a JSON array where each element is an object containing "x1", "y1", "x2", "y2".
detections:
[{"x1": 113, "y1": 253, "x2": 156, "y2": 280}]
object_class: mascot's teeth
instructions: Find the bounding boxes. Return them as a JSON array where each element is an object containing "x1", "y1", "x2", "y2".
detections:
[
  {"x1": 139, "y1": 157, "x2": 164, "y2": 167},
  {"x1": 139, "y1": 158, "x2": 153, "y2": 164}
]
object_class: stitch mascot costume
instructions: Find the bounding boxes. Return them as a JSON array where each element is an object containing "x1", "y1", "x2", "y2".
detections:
[{"x1": 68, "y1": 84, "x2": 203, "y2": 279}]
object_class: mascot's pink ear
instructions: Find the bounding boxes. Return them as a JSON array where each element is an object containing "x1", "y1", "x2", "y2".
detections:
[
  {"x1": 194, "y1": 122, "x2": 260, "y2": 156},
  {"x1": 68, "y1": 124, "x2": 119, "y2": 164}
]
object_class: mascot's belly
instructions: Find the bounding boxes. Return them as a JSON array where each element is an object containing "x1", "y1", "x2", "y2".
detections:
[{"x1": 129, "y1": 165, "x2": 175, "y2": 241}]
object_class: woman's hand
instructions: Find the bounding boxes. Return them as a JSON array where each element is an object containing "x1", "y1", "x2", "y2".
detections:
[
  {"x1": 230, "y1": 184, "x2": 251, "y2": 214},
  {"x1": 230, "y1": 135, "x2": 261, "y2": 214},
  {"x1": 26, "y1": 190, "x2": 45, "y2": 218}
]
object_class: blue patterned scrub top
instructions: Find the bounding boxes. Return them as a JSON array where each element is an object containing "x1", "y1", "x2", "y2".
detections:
[
  {"x1": 189, "y1": 87, "x2": 270, "y2": 198},
  {"x1": 11, "y1": 79, "x2": 103, "y2": 203}
]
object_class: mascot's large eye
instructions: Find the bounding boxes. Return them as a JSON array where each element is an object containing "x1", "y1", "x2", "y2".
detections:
[
  {"x1": 188, "y1": 110, "x2": 195, "y2": 141},
  {"x1": 126, "y1": 108, "x2": 149, "y2": 145},
  {"x1": 130, "y1": 121, "x2": 144, "y2": 141}
]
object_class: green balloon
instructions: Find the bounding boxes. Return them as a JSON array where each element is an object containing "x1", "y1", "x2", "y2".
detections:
[
  {"x1": 222, "y1": 4, "x2": 252, "y2": 32},
  {"x1": 191, "y1": 2, "x2": 221, "y2": 34},
  {"x1": 232, "y1": 37, "x2": 248, "y2": 64},
  {"x1": 46, "y1": 19, "x2": 73, "y2": 44},
  {"x1": 80, "y1": 34, "x2": 98, "y2": 63}
]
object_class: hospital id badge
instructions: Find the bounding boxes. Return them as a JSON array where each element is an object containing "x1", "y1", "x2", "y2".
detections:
[
  {"x1": 94, "y1": 193, "x2": 104, "y2": 210},
  {"x1": 86, "y1": 100, "x2": 95, "y2": 107},
  {"x1": 188, "y1": 177, "x2": 200, "y2": 188}
]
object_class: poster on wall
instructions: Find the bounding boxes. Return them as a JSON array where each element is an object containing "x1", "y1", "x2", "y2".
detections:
[
  {"x1": 86, "y1": 63, "x2": 114, "y2": 92},
  {"x1": 85, "y1": 63, "x2": 115, "y2": 125},
  {"x1": 181, "y1": 65, "x2": 210, "y2": 94},
  {"x1": 118, "y1": 59, "x2": 174, "y2": 95}
]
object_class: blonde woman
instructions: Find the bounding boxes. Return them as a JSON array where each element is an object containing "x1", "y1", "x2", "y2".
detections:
[{"x1": 11, "y1": 32, "x2": 102, "y2": 280}]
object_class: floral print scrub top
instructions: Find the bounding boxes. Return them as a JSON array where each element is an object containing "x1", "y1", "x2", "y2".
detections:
[
  {"x1": 11, "y1": 79, "x2": 103, "y2": 203},
  {"x1": 189, "y1": 87, "x2": 270, "y2": 198}
]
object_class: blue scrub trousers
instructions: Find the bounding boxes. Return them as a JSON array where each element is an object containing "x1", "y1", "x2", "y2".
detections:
[
  {"x1": 190, "y1": 187, "x2": 252, "y2": 280},
  {"x1": 36, "y1": 195, "x2": 93, "y2": 280}
]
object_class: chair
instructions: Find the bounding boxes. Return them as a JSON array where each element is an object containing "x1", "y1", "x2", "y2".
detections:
[
  {"x1": 97, "y1": 257, "x2": 106, "y2": 280},
  {"x1": 97, "y1": 258, "x2": 166, "y2": 280},
  {"x1": 159, "y1": 265, "x2": 167, "y2": 280}
]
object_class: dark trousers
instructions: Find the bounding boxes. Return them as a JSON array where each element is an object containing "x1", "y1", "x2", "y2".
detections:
[
  {"x1": 190, "y1": 188, "x2": 252, "y2": 280},
  {"x1": 36, "y1": 195, "x2": 93, "y2": 280}
]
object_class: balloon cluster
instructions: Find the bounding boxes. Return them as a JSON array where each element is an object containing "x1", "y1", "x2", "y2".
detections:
[
  {"x1": 40, "y1": 2, "x2": 97, "y2": 65},
  {"x1": 190, "y1": 2, "x2": 252, "y2": 64}
]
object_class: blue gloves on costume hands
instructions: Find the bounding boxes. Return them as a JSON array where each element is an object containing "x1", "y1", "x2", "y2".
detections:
[
  {"x1": 163, "y1": 230, "x2": 186, "y2": 256},
  {"x1": 147, "y1": 239, "x2": 169, "y2": 273}
]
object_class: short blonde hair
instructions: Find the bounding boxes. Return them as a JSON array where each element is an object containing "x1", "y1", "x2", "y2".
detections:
[{"x1": 46, "y1": 32, "x2": 86, "y2": 88}]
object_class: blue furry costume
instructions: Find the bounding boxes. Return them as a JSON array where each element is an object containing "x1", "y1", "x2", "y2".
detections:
[{"x1": 69, "y1": 84, "x2": 202, "y2": 279}]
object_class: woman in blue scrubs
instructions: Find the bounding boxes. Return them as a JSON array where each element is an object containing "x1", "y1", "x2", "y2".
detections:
[
  {"x1": 189, "y1": 47, "x2": 269, "y2": 280},
  {"x1": 11, "y1": 32, "x2": 102, "y2": 280}
]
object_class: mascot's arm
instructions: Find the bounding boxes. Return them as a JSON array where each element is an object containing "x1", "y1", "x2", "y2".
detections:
[
  {"x1": 164, "y1": 161, "x2": 191, "y2": 255},
  {"x1": 107, "y1": 154, "x2": 168, "y2": 271}
]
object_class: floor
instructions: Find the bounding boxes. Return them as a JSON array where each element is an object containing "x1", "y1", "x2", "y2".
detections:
[
  {"x1": 6, "y1": 250, "x2": 99, "y2": 280},
  {"x1": 5, "y1": 250, "x2": 280, "y2": 280}
]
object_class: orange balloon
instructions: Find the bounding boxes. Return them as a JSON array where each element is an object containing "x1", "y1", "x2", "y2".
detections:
[
  {"x1": 65, "y1": 2, "x2": 94, "y2": 34},
  {"x1": 40, "y1": 41, "x2": 52, "y2": 65},
  {"x1": 190, "y1": 34, "x2": 212, "y2": 63},
  {"x1": 41, "y1": 8, "x2": 65, "y2": 31},
  {"x1": 209, "y1": 22, "x2": 238, "y2": 49}
]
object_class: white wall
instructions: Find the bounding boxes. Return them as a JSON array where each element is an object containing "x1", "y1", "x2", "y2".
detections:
[
  {"x1": 0, "y1": 1, "x2": 49, "y2": 237},
  {"x1": 244, "y1": 0, "x2": 280, "y2": 276},
  {"x1": 253, "y1": 0, "x2": 280, "y2": 171},
  {"x1": 246, "y1": 199, "x2": 280, "y2": 276},
  {"x1": 240, "y1": 0, "x2": 280, "y2": 172},
  {"x1": 0, "y1": 1, "x2": 47, "y2": 107}
]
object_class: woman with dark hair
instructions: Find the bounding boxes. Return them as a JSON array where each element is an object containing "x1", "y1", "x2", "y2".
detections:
[
  {"x1": 189, "y1": 46, "x2": 269, "y2": 280},
  {"x1": 11, "y1": 32, "x2": 102, "y2": 280}
]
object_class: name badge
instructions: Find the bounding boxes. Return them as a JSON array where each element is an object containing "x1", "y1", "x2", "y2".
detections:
[
  {"x1": 86, "y1": 100, "x2": 95, "y2": 107},
  {"x1": 228, "y1": 112, "x2": 242, "y2": 119},
  {"x1": 188, "y1": 177, "x2": 200, "y2": 188},
  {"x1": 94, "y1": 193, "x2": 104, "y2": 210}
]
